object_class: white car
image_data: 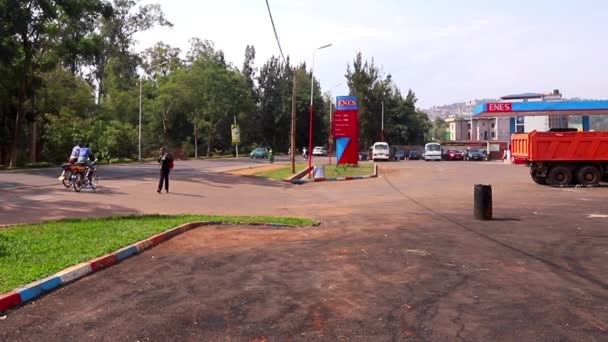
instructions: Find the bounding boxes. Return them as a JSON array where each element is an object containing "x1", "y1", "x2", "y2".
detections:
[{"x1": 312, "y1": 146, "x2": 327, "y2": 156}]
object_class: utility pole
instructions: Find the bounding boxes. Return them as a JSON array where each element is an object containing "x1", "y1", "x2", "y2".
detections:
[{"x1": 290, "y1": 69, "x2": 297, "y2": 174}]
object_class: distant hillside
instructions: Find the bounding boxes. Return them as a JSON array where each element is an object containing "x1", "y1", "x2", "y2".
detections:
[{"x1": 424, "y1": 99, "x2": 497, "y2": 120}]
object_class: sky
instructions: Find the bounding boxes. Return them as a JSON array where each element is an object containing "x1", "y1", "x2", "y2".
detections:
[{"x1": 134, "y1": 0, "x2": 608, "y2": 108}]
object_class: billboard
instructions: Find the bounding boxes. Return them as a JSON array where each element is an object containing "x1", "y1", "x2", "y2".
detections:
[{"x1": 333, "y1": 96, "x2": 359, "y2": 165}]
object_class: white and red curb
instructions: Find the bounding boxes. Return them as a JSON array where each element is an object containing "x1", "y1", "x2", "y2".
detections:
[
  {"x1": 287, "y1": 164, "x2": 378, "y2": 184},
  {"x1": 0, "y1": 220, "x2": 318, "y2": 314}
]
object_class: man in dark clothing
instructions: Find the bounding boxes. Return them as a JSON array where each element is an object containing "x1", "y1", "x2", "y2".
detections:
[{"x1": 157, "y1": 147, "x2": 173, "y2": 193}]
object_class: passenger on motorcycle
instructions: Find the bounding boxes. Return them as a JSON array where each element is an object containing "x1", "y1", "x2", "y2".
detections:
[{"x1": 69, "y1": 142, "x2": 82, "y2": 164}]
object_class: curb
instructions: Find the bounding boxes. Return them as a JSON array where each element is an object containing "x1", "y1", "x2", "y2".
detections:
[
  {"x1": 287, "y1": 164, "x2": 379, "y2": 184},
  {"x1": 0, "y1": 220, "x2": 320, "y2": 314}
]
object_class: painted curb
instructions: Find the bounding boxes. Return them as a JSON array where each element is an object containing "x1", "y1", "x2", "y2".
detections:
[
  {"x1": 0, "y1": 220, "x2": 319, "y2": 314},
  {"x1": 287, "y1": 164, "x2": 379, "y2": 184}
]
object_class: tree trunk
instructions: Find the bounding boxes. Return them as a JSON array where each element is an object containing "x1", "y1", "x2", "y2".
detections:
[
  {"x1": 30, "y1": 118, "x2": 36, "y2": 162},
  {"x1": 194, "y1": 122, "x2": 198, "y2": 158},
  {"x1": 10, "y1": 76, "x2": 27, "y2": 168},
  {"x1": 206, "y1": 122, "x2": 213, "y2": 158}
]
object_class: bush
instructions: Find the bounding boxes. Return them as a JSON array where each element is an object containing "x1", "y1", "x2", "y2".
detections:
[
  {"x1": 24, "y1": 162, "x2": 54, "y2": 168},
  {"x1": 181, "y1": 140, "x2": 194, "y2": 158},
  {"x1": 93, "y1": 120, "x2": 137, "y2": 161}
]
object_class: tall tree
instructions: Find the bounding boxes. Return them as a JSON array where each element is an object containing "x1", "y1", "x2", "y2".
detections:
[
  {"x1": 94, "y1": 0, "x2": 172, "y2": 103},
  {"x1": 1, "y1": 0, "x2": 107, "y2": 166}
]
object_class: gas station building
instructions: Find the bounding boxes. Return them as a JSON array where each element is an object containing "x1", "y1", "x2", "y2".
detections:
[{"x1": 443, "y1": 90, "x2": 608, "y2": 158}]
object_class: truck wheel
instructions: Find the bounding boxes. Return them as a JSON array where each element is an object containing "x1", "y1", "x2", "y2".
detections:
[
  {"x1": 531, "y1": 173, "x2": 546, "y2": 185},
  {"x1": 575, "y1": 166, "x2": 601, "y2": 185},
  {"x1": 547, "y1": 166, "x2": 573, "y2": 186}
]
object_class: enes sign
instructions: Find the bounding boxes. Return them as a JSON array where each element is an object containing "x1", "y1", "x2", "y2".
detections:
[
  {"x1": 487, "y1": 103, "x2": 512, "y2": 112},
  {"x1": 337, "y1": 99, "x2": 357, "y2": 107}
]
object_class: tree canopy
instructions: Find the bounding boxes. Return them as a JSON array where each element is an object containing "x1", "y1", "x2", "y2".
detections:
[{"x1": 0, "y1": 2, "x2": 431, "y2": 167}]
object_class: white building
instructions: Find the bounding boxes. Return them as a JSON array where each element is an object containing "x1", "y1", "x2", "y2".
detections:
[{"x1": 445, "y1": 117, "x2": 511, "y2": 141}]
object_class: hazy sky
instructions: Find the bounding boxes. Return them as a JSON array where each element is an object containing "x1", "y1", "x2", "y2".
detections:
[{"x1": 134, "y1": 0, "x2": 608, "y2": 108}]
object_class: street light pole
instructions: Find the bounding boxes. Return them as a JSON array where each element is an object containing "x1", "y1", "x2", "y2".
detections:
[
  {"x1": 308, "y1": 43, "x2": 332, "y2": 177},
  {"x1": 139, "y1": 75, "x2": 143, "y2": 160},
  {"x1": 381, "y1": 101, "x2": 385, "y2": 141},
  {"x1": 138, "y1": 61, "x2": 168, "y2": 161},
  {"x1": 328, "y1": 82, "x2": 343, "y2": 165}
]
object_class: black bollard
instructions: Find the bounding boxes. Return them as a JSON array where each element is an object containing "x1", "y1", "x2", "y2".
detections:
[{"x1": 474, "y1": 184, "x2": 492, "y2": 220}]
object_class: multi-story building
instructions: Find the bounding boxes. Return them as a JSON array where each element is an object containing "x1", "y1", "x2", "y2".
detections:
[
  {"x1": 445, "y1": 117, "x2": 511, "y2": 141},
  {"x1": 446, "y1": 90, "x2": 570, "y2": 142}
]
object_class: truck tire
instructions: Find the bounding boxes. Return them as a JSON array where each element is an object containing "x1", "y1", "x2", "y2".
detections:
[
  {"x1": 575, "y1": 166, "x2": 601, "y2": 185},
  {"x1": 531, "y1": 173, "x2": 547, "y2": 185},
  {"x1": 547, "y1": 166, "x2": 573, "y2": 186}
]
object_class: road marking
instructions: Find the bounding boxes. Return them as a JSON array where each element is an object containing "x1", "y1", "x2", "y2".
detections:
[{"x1": 587, "y1": 214, "x2": 608, "y2": 218}]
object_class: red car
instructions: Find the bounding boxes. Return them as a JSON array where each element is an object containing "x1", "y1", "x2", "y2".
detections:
[{"x1": 447, "y1": 149, "x2": 464, "y2": 161}]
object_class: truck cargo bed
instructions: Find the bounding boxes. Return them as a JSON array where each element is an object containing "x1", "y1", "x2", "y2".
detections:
[{"x1": 512, "y1": 131, "x2": 608, "y2": 162}]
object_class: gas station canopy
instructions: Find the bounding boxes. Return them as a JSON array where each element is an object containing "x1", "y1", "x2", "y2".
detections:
[{"x1": 473, "y1": 100, "x2": 608, "y2": 118}]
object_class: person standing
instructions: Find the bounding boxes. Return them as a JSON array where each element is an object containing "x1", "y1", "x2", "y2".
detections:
[{"x1": 157, "y1": 147, "x2": 173, "y2": 193}]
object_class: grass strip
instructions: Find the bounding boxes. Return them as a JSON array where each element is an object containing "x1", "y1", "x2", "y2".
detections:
[
  {"x1": 254, "y1": 162, "x2": 375, "y2": 180},
  {"x1": 0, "y1": 214, "x2": 314, "y2": 293}
]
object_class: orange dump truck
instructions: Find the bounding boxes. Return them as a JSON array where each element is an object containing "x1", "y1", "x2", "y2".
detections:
[{"x1": 511, "y1": 130, "x2": 608, "y2": 186}]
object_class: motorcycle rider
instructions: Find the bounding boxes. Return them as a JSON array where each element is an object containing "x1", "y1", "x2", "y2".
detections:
[
  {"x1": 302, "y1": 147, "x2": 308, "y2": 160},
  {"x1": 77, "y1": 144, "x2": 96, "y2": 186}
]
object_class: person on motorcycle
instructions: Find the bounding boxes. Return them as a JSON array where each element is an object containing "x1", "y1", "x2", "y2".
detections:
[
  {"x1": 77, "y1": 144, "x2": 96, "y2": 185},
  {"x1": 59, "y1": 142, "x2": 82, "y2": 181},
  {"x1": 302, "y1": 147, "x2": 308, "y2": 160},
  {"x1": 69, "y1": 142, "x2": 82, "y2": 164}
]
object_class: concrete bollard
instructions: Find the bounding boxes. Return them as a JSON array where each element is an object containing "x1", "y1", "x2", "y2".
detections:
[{"x1": 474, "y1": 184, "x2": 492, "y2": 220}]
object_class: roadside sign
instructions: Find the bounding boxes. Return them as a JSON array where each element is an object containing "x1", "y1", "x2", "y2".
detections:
[{"x1": 231, "y1": 124, "x2": 240, "y2": 143}]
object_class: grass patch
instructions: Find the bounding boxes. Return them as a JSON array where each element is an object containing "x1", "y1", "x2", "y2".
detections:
[
  {"x1": 254, "y1": 162, "x2": 375, "y2": 180},
  {"x1": 0, "y1": 214, "x2": 314, "y2": 294},
  {"x1": 254, "y1": 162, "x2": 308, "y2": 179}
]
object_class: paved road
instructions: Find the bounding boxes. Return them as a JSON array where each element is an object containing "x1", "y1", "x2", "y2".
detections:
[
  {"x1": 0, "y1": 157, "x2": 297, "y2": 191},
  {"x1": 1, "y1": 161, "x2": 607, "y2": 341}
]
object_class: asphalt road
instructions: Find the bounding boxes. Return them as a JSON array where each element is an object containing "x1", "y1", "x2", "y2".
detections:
[
  {"x1": 0, "y1": 156, "x2": 298, "y2": 191},
  {"x1": 1, "y1": 160, "x2": 607, "y2": 341}
]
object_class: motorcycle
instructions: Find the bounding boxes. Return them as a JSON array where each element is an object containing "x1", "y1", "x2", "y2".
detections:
[
  {"x1": 72, "y1": 160, "x2": 99, "y2": 192},
  {"x1": 58, "y1": 163, "x2": 79, "y2": 188}
]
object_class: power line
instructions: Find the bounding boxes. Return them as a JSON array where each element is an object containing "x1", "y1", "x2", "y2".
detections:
[{"x1": 264, "y1": 0, "x2": 287, "y2": 63}]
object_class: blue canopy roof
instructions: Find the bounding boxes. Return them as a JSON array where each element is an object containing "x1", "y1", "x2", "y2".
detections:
[{"x1": 473, "y1": 100, "x2": 608, "y2": 117}]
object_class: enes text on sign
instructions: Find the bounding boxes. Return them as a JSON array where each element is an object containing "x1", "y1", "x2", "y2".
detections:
[{"x1": 487, "y1": 103, "x2": 513, "y2": 112}]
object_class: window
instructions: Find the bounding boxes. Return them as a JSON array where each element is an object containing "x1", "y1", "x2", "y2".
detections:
[
  {"x1": 484, "y1": 131, "x2": 488, "y2": 140},
  {"x1": 492, "y1": 132, "x2": 496, "y2": 138},
  {"x1": 491, "y1": 123, "x2": 495, "y2": 128},
  {"x1": 516, "y1": 116, "x2": 525, "y2": 133}
]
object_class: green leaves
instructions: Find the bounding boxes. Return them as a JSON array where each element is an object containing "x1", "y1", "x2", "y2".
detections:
[{"x1": 346, "y1": 52, "x2": 432, "y2": 147}]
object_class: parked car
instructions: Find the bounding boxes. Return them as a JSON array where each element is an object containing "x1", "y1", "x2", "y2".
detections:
[
  {"x1": 447, "y1": 149, "x2": 464, "y2": 161},
  {"x1": 408, "y1": 151, "x2": 421, "y2": 160},
  {"x1": 250, "y1": 147, "x2": 269, "y2": 159},
  {"x1": 465, "y1": 148, "x2": 484, "y2": 161},
  {"x1": 312, "y1": 146, "x2": 327, "y2": 156},
  {"x1": 358, "y1": 151, "x2": 368, "y2": 161},
  {"x1": 395, "y1": 150, "x2": 407, "y2": 160}
]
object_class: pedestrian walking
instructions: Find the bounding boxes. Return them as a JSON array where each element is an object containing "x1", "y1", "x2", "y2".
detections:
[{"x1": 157, "y1": 147, "x2": 174, "y2": 193}]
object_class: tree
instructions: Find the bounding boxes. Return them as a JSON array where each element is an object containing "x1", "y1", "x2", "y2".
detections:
[
  {"x1": 93, "y1": 0, "x2": 173, "y2": 103},
  {"x1": 1, "y1": 0, "x2": 109, "y2": 166},
  {"x1": 346, "y1": 52, "x2": 431, "y2": 148},
  {"x1": 432, "y1": 117, "x2": 448, "y2": 141}
]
